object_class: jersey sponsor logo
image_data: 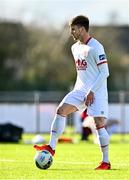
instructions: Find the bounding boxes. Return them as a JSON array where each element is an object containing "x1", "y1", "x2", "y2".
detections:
[
  {"x1": 99, "y1": 54, "x2": 106, "y2": 61},
  {"x1": 101, "y1": 111, "x2": 104, "y2": 114},
  {"x1": 75, "y1": 59, "x2": 87, "y2": 70}
]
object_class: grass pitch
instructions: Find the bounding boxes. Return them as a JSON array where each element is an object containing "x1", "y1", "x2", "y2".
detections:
[{"x1": 0, "y1": 133, "x2": 129, "y2": 180}]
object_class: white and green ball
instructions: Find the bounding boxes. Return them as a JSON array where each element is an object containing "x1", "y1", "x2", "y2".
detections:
[{"x1": 34, "y1": 150, "x2": 53, "y2": 170}]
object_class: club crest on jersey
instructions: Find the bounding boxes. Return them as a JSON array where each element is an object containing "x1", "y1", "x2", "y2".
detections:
[
  {"x1": 76, "y1": 59, "x2": 87, "y2": 70},
  {"x1": 99, "y1": 54, "x2": 106, "y2": 61}
]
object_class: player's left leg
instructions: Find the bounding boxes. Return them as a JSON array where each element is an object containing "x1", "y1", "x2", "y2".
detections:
[
  {"x1": 94, "y1": 116, "x2": 111, "y2": 170},
  {"x1": 87, "y1": 97, "x2": 111, "y2": 170}
]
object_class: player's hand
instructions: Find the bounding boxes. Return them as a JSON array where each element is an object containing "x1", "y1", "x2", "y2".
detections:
[{"x1": 85, "y1": 91, "x2": 94, "y2": 106}]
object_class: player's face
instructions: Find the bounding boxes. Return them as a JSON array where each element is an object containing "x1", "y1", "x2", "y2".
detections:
[{"x1": 70, "y1": 25, "x2": 83, "y2": 41}]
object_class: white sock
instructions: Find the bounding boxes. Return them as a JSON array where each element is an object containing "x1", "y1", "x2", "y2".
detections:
[
  {"x1": 49, "y1": 114, "x2": 66, "y2": 150},
  {"x1": 97, "y1": 127, "x2": 110, "y2": 163}
]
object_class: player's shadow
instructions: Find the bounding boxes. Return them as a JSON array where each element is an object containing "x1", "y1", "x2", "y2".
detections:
[
  {"x1": 50, "y1": 168, "x2": 87, "y2": 171},
  {"x1": 50, "y1": 168, "x2": 118, "y2": 171}
]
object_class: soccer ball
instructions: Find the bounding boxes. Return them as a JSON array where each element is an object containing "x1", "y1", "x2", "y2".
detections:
[{"x1": 34, "y1": 150, "x2": 53, "y2": 170}]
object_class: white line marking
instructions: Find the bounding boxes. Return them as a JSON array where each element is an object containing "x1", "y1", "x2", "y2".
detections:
[
  {"x1": 0, "y1": 159, "x2": 93, "y2": 164},
  {"x1": 0, "y1": 159, "x2": 16, "y2": 162},
  {"x1": 55, "y1": 160, "x2": 93, "y2": 165},
  {"x1": 0, "y1": 159, "x2": 128, "y2": 166}
]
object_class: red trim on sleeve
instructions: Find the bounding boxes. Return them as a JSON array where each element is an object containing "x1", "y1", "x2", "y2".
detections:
[
  {"x1": 97, "y1": 61, "x2": 107, "y2": 66},
  {"x1": 96, "y1": 125, "x2": 105, "y2": 130}
]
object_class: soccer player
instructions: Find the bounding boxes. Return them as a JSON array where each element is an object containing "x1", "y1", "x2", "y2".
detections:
[{"x1": 34, "y1": 15, "x2": 111, "y2": 170}]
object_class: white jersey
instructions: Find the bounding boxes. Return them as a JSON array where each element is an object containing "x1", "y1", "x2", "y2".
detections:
[{"x1": 71, "y1": 37, "x2": 109, "y2": 98}]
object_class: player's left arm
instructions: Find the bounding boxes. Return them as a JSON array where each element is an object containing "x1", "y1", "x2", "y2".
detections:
[
  {"x1": 85, "y1": 63, "x2": 109, "y2": 106},
  {"x1": 91, "y1": 45, "x2": 109, "y2": 93},
  {"x1": 91, "y1": 62, "x2": 109, "y2": 93},
  {"x1": 85, "y1": 52, "x2": 109, "y2": 106}
]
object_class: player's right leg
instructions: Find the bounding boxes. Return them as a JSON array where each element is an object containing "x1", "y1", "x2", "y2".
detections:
[
  {"x1": 34, "y1": 90, "x2": 86, "y2": 156},
  {"x1": 33, "y1": 144, "x2": 55, "y2": 156},
  {"x1": 34, "y1": 103, "x2": 78, "y2": 156}
]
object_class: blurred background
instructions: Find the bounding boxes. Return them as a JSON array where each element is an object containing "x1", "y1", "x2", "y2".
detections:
[{"x1": 0, "y1": 0, "x2": 129, "y2": 140}]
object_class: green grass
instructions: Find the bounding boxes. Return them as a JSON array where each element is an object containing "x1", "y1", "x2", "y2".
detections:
[{"x1": 0, "y1": 133, "x2": 129, "y2": 180}]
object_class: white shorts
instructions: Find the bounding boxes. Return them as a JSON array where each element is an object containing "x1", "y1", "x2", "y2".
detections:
[{"x1": 59, "y1": 90, "x2": 108, "y2": 118}]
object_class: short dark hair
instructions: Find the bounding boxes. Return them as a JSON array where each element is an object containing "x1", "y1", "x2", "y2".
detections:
[{"x1": 69, "y1": 15, "x2": 89, "y2": 32}]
